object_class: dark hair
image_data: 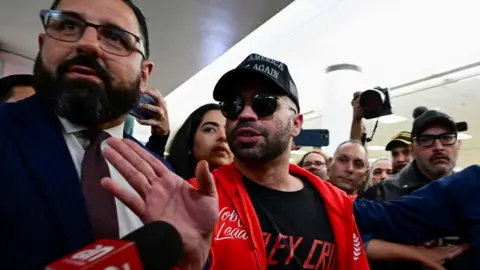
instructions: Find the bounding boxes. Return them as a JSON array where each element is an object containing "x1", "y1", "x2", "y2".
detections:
[
  {"x1": 50, "y1": 0, "x2": 150, "y2": 58},
  {"x1": 0, "y1": 74, "x2": 34, "y2": 102},
  {"x1": 166, "y1": 103, "x2": 221, "y2": 180},
  {"x1": 297, "y1": 150, "x2": 329, "y2": 167}
]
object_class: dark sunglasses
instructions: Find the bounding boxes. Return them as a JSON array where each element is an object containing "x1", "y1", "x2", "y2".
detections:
[{"x1": 219, "y1": 94, "x2": 296, "y2": 120}]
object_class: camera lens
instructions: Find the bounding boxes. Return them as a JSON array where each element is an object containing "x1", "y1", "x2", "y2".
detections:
[{"x1": 360, "y1": 89, "x2": 385, "y2": 111}]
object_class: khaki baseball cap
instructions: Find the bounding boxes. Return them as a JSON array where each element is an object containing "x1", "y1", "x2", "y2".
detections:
[{"x1": 385, "y1": 131, "x2": 412, "y2": 151}]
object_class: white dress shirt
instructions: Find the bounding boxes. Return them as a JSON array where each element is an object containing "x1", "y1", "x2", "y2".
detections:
[{"x1": 58, "y1": 117, "x2": 143, "y2": 238}]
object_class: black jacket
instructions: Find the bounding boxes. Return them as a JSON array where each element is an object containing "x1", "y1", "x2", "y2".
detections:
[
  {"x1": 361, "y1": 161, "x2": 431, "y2": 202},
  {"x1": 360, "y1": 161, "x2": 470, "y2": 270}
]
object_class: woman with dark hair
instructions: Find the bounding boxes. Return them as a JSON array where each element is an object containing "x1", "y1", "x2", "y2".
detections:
[{"x1": 167, "y1": 103, "x2": 233, "y2": 179}]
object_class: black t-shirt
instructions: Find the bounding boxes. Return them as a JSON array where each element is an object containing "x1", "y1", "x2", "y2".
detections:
[{"x1": 243, "y1": 175, "x2": 336, "y2": 270}]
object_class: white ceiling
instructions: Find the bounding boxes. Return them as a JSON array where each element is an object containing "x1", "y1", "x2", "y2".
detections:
[
  {"x1": 162, "y1": 0, "x2": 480, "y2": 129},
  {"x1": 2, "y1": 0, "x2": 478, "y2": 170},
  {"x1": 0, "y1": 0, "x2": 293, "y2": 92},
  {"x1": 290, "y1": 77, "x2": 480, "y2": 168},
  {"x1": 160, "y1": 0, "x2": 480, "y2": 168}
]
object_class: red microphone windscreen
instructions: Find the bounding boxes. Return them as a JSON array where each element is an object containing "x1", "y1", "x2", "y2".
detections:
[
  {"x1": 46, "y1": 221, "x2": 183, "y2": 270},
  {"x1": 46, "y1": 239, "x2": 143, "y2": 270}
]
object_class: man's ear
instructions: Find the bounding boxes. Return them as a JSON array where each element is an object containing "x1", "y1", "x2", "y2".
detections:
[
  {"x1": 364, "y1": 169, "x2": 370, "y2": 182},
  {"x1": 326, "y1": 157, "x2": 333, "y2": 178},
  {"x1": 327, "y1": 157, "x2": 333, "y2": 168},
  {"x1": 38, "y1": 34, "x2": 45, "y2": 50},
  {"x1": 291, "y1": 114, "x2": 303, "y2": 137},
  {"x1": 409, "y1": 143, "x2": 415, "y2": 154},
  {"x1": 140, "y1": 60, "x2": 154, "y2": 92},
  {"x1": 457, "y1": 139, "x2": 462, "y2": 149}
]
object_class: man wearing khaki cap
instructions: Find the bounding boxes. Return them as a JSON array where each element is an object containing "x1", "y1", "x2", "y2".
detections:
[{"x1": 385, "y1": 131, "x2": 412, "y2": 174}]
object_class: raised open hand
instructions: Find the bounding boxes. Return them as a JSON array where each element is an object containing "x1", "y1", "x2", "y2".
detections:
[{"x1": 101, "y1": 138, "x2": 218, "y2": 269}]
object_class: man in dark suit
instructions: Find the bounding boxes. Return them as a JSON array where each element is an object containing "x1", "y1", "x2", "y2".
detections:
[
  {"x1": 0, "y1": 73, "x2": 171, "y2": 156},
  {"x1": 0, "y1": 0, "x2": 173, "y2": 268}
]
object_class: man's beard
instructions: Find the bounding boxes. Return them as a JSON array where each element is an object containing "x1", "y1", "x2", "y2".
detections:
[
  {"x1": 227, "y1": 120, "x2": 291, "y2": 163},
  {"x1": 33, "y1": 53, "x2": 140, "y2": 127},
  {"x1": 416, "y1": 155, "x2": 455, "y2": 180}
]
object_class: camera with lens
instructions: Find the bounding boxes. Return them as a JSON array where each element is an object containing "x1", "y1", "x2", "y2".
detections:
[{"x1": 359, "y1": 86, "x2": 393, "y2": 119}]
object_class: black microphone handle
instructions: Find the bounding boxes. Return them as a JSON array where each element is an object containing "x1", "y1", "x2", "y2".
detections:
[{"x1": 122, "y1": 221, "x2": 184, "y2": 270}]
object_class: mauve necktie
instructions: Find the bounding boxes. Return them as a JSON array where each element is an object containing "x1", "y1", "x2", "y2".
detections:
[{"x1": 81, "y1": 130, "x2": 119, "y2": 239}]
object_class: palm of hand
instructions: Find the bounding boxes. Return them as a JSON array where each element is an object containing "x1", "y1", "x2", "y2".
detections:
[
  {"x1": 142, "y1": 177, "x2": 218, "y2": 254},
  {"x1": 101, "y1": 138, "x2": 219, "y2": 267}
]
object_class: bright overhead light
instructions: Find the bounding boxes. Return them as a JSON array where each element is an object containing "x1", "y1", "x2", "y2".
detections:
[
  {"x1": 291, "y1": 150, "x2": 307, "y2": 155},
  {"x1": 367, "y1": 145, "x2": 385, "y2": 151},
  {"x1": 378, "y1": 114, "x2": 407, "y2": 124},
  {"x1": 458, "y1": 133, "x2": 472, "y2": 140}
]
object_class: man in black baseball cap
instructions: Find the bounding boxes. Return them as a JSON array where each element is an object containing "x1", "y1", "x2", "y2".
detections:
[
  {"x1": 214, "y1": 53, "x2": 301, "y2": 164},
  {"x1": 361, "y1": 107, "x2": 468, "y2": 269},
  {"x1": 411, "y1": 107, "x2": 465, "y2": 181},
  {"x1": 206, "y1": 54, "x2": 371, "y2": 268},
  {"x1": 385, "y1": 131, "x2": 412, "y2": 174}
]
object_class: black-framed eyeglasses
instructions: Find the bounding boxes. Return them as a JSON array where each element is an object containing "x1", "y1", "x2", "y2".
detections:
[
  {"x1": 219, "y1": 93, "x2": 297, "y2": 120},
  {"x1": 40, "y1": 10, "x2": 146, "y2": 59},
  {"x1": 303, "y1": 161, "x2": 325, "y2": 168},
  {"x1": 413, "y1": 132, "x2": 457, "y2": 148}
]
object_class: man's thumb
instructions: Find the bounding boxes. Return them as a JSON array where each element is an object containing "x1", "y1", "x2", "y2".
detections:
[{"x1": 195, "y1": 160, "x2": 217, "y2": 199}]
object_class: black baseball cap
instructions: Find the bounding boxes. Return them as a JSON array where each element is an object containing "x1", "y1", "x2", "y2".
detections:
[
  {"x1": 213, "y1": 53, "x2": 300, "y2": 111},
  {"x1": 411, "y1": 108, "x2": 467, "y2": 138},
  {"x1": 385, "y1": 131, "x2": 412, "y2": 151}
]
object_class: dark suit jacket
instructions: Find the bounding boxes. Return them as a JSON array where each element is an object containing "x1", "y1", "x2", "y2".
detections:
[
  {"x1": 360, "y1": 162, "x2": 469, "y2": 270},
  {"x1": 0, "y1": 95, "x2": 173, "y2": 269},
  {"x1": 355, "y1": 165, "x2": 480, "y2": 269}
]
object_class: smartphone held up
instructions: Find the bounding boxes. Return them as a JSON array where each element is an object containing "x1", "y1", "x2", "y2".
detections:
[
  {"x1": 293, "y1": 129, "x2": 329, "y2": 149},
  {"x1": 130, "y1": 93, "x2": 156, "y2": 120}
]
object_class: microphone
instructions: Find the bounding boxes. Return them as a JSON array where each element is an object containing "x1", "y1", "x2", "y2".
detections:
[{"x1": 46, "y1": 221, "x2": 183, "y2": 270}]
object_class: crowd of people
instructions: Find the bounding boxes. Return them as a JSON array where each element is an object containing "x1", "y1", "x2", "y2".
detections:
[{"x1": 1, "y1": 0, "x2": 479, "y2": 269}]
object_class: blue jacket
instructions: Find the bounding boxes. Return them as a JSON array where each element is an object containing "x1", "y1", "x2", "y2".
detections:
[
  {"x1": 354, "y1": 165, "x2": 480, "y2": 268},
  {"x1": 0, "y1": 95, "x2": 173, "y2": 269}
]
